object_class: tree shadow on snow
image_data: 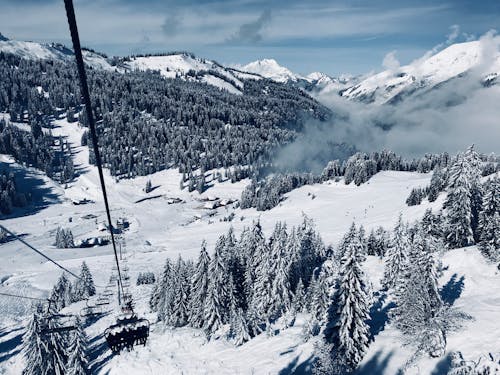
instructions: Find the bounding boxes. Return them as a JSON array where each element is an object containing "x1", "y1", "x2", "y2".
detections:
[
  {"x1": 0, "y1": 161, "x2": 61, "y2": 220},
  {"x1": 440, "y1": 274, "x2": 465, "y2": 306},
  {"x1": 88, "y1": 333, "x2": 113, "y2": 374},
  {"x1": 355, "y1": 350, "x2": 395, "y2": 375},
  {"x1": 368, "y1": 292, "x2": 396, "y2": 341},
  {"x1": 430, "y1": 352, "x2": 453, "y2": 375},
  {"x1": 278, "y1": 355, "x2": 314, "y2": 374},
  {"x1": 0, "y1": 330, "x2": 24, "y2": 363}
]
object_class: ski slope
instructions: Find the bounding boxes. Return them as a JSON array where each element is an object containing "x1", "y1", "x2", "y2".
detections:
[{"x1": 1, "y1": 117, "x2": 499, "y2": 374}]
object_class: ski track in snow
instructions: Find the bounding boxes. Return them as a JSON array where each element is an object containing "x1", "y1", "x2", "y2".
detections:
[{"x1": 0, "y1": 117, "x2": 499, "y2": 374}]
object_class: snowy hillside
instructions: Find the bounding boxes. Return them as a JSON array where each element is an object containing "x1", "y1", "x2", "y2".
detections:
[
  {"x1": 1, "y1": 112, "x2": 499, "y2": 374},
  {"x1": 0, "y1": 36, "x2": 115, "y2": 71},
  {"x1": 340, "y1": 39, "x2": 500, "y2": 104},
  {"x1": 125, "y1": 53, "x2": 244, "y2": 94}
]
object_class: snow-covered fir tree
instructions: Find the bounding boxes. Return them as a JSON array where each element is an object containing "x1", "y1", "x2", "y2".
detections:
[
  {"x1": 230, "y1": 308, "x2": 251, "y2": 346},
  {"x1": 391, "y1": 227, "x2": 451, "y2": 360},
  {"x1": 22, "y1": 312, "x2": 47, "y2": 375},
  {"x1": 66, "y1": 317, "x2": 89, "y2": 375},
  {"x1": 189, "y1": 241, "x2": 211, "y2": 328},
  {"x1": 73, "y1": 262, "x2": 96, "y2": 302},
  {"x1": 478, "y1": 177, "x2": 499, "y2": 261},
  {"x1": 54, "y1": 227, "x2": 75, "y2": 248},
  {"x1": 445, "y1": 153, "x2": 475, "y2": 248},
  {"x1": 322, "y1": 224, "x2": 370, "y2": 372},
  {"x1": 50, "y1": 273, "x2": 74, "y2": 311},
  {"x1": 383, "y1": 215, "x2": 409, "y2": 290},
  {"x1": 170, "y1": 256, "x2": 191, "y2": 327},
  {"x1": 204, "y1": 239, "x2": 229, "y2": 336}
]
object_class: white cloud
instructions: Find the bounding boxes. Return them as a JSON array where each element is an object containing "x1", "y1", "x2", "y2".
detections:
[{"x1": 382, "y1": 50, "x2": 400, "y2": 71}]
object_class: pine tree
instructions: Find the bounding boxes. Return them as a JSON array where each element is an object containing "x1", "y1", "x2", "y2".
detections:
[
  {"x1": 309, "y1": 259, "x2": 336, "y2": 323},
  {"x1": 66, "y1": 317, "x2": 89, "y2": 375},
  {"x1": 479, "y1": 212, "x2": 499, "y2": 261},
  {"x1": 448, "y1": 351, "x2": 473, "y2": 375},
  {"x1": 22, "y1": 312, "x2": 47, "y2": 375},
  {"x1": 50, "y1": 273, "x2": 73, "y2": 311},
  {"x1": 231, "y1": 308, "x2": 251, "y2": 346},
  {"x1": 73, "y1": 262, "x2": 95, "y2": 301},
  {"x1": 312, "y1": 339, "x2": 335, "y2": 375},
  {"x1": 292, "y1": 278, "x2": 306, "y2": 312},
  {"x1": 189, "y1": 241, "x2": 211, "y2": 328},
  {"x1": 324, "y1": 230, "x2": 370, "y2": 372},
  {"x1": 445, "y1": 155, "x2": 474, "y2": 248},
  {"x1": 204, "y1": 241, "x2": 229, "y2": 336},
  {"x1": 171, "y1": 257, "x2": 191, "y2": 327},
  {"x1": 269, "y1": 223, "x2": 292, "y2": 319},
  {"x1": 391, "y1": 228, "x2": 446, "y2": 358},
  {"x1": 383, "y1": 215, "x2": 409, "y2": 290},
  {"x1": 155, "y1": 259, "x2": 174, "y2": 321},
  {"x1": 43, "y1": 316, "x2": 69, "y2": 375}
]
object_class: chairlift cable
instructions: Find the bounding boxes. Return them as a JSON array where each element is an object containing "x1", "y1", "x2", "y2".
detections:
[
  {"x1": 0, "y1": 291, "x2": 48, "y2": 302},
  {"x1": 63, "y1": 0, "x2": 125, "y2": 298},
  {"x1": 0, "y1": 223, "x2": 84, "y2": 282}
]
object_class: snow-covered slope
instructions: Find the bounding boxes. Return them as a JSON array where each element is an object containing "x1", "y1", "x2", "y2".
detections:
[
  {"x1": 0, "y1": 114, "x2": 499, "y2": 373},
  {"x1": 0, "y1": 37, "x2": 115, "y2": 71},
  {"x1": 125, "y1": 53, "x2": 244, "y2": 94},
  {"x1": 340, "y1": 39, "x2": 500, "y2": 104}
]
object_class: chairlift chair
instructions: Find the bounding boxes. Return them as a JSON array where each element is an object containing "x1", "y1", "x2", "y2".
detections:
[
  {"x1": 80, "y1": 300, "x2": 104, "y2": 317},
  {"x1": 105, "y1": 313, "x2": 150, "y2": 353},
  {"x1": 39, "y1": 314, "x2": 78, "y2": 335}
]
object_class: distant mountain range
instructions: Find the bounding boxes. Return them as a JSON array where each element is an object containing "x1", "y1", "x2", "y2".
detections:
[{"x1": 1, "y1": 32, "x2": 498, "y2": 106}]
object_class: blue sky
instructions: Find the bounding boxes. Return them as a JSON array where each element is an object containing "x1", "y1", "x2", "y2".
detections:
[{"x1": 1, "y1": 0, "x2": 499, "y2": 75}]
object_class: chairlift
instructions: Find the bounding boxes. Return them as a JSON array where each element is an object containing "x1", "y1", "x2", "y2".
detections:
[
  {"x1": 39, "y1": 314, "x2": 78, "y2": 335},
  {"x1": 80, "y1": 300, "x2": 104, "y2": 317},
  {"x1": 96, "y1": 296, "x2": 111, "y2": 306},
  {"x1": 104, "y1": 313, "x2": 150, "y2": 353}
]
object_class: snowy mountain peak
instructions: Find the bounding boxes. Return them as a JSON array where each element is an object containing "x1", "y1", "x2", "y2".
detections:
[
  {"x1": 340, "y1": 39, "x2": 500, "y2": 104},
  {"x1": 240, "y1": 58, "x2": 305, "y2": 83},
  {"x1": 0, "y1": 32, "x2": 8, "y2": 42}
]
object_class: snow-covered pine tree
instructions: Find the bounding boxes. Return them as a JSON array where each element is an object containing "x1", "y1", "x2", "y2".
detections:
[
  {"x1": 309, "y1": 259, "x2": 336, "y2": 323},
  {"x1": 204, "y1": 240, "x2": 229, "y2": 336},
  {"x1": 189, "y1": 241, "x2": 211, "y2": 328},
  {"x1": 312, "y1": 339, "x2": 335, "y2": 375},
  {"x1": 479, "y1": 212, "x2": 499, "y2": 261},
  {"x1": 251, "y1": 234, "x2": 273, "y2": 322},
  {"x1": 73, "y1": 262, "x2": 96, "y2": 302},
  {"x1": 391, "y1": 227, "x2": 446, "y2": 359},
  {"x1": 269, "y1": 223, "x2": 293, "y2": 320},
  {"x1": 66, "y1": 317, "x2": 89, "y2": 375},
  {"x1": 463, "y1": 145, "x2": 483, "y2": 240},
  {"x1": 292, "y1": 278, "x2": 306, "y2": 312},
  {"x1": 155, "y1": 259, "x2": 174, "y2": 321},
  {"x1": 447, "y1": 351, "x2": 474, "y2": 375},
  {"x1": 43, "y1": 315, "x2": 69, "y2": 375},
  {"x1": 230, "y1": 308, "x2": 251, "y2": 346},
  {"x1": 428, "y1": 166, "x2": 445, "y2": 202},
  {"x1": 383, "y1": 215, "x2": 409, "y2": 290},
  {"x1": 50, "y1": 273, "x2": 73, "y2": 311},
  {"x1": 323, "y1": 226, "x2": 370, "y2": 372},
  {"x1": 170, "y1": 256, "x2": 191, "y2": 327},
  {"x1": 243, "y1": 221, "x2": 266, "y2": 308},
  {"x1": 22, "y1": 312, "x2": 47, "y2": 375},
  {"x1": 445, "y1": 154, "x2": 474, "y2": 248},
  {"x1": 477, "y1": 177, "x2": 499, "y2": 261}
]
